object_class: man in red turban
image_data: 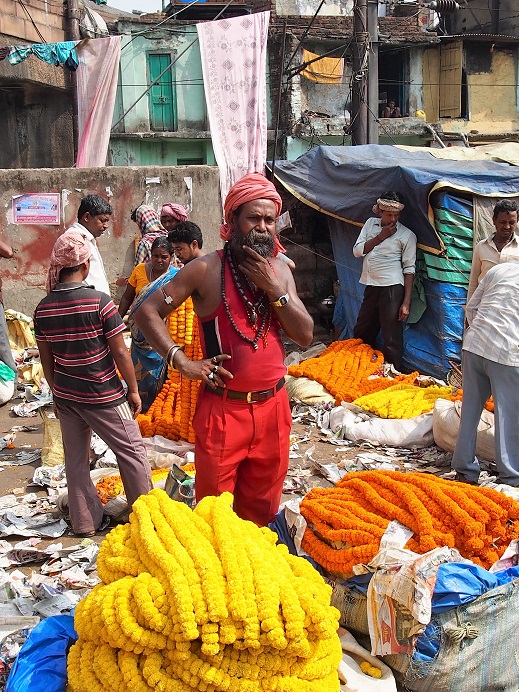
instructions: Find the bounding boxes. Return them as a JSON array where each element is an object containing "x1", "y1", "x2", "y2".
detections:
[{"x1": 135, "y1": 173, "x2": 313, "y2": 526}]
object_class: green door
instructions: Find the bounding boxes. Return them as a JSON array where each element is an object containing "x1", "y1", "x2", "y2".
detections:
[{"x1": 148, "y1": 53, "x2": 176, "y2": 132}]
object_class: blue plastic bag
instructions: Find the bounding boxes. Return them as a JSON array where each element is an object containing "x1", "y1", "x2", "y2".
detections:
[{"x1": 5, "y1": 615, "x2": 77, "y2": 692}]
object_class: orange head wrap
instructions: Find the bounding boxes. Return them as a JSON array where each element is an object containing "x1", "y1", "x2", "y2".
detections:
[{"x1": 220, "y1": 173, "x2": 284, "y2": 254}]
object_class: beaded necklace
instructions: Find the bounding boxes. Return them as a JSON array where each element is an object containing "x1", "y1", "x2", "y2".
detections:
[{"x1": 221, "y1": 243, "x2": 271, "y2": 350}]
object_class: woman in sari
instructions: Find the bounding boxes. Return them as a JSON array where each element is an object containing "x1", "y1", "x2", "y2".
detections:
[
  {"x1": 119, "y1": 237, "x2": 178, "y2": 412},
  {"x1": 132, "y1": 204, "x2": 168, "y2": 266}
]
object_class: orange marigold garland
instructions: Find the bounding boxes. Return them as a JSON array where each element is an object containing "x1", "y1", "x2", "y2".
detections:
[
  {"x1": 288, "y1": 339, "x2": 418, "y2": 404},
  {"x1": 137, "y1": 297, "x2": 202, "y2": 444},
  {"x1": 452, "y1": 388, "x2": 494, "y2": 412},
  {"x1": 300, "y1": 470, "x2": 519, "y2": 577}
]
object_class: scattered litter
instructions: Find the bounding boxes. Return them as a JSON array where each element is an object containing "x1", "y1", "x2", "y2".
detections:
[
  {"x1": 282, "y1": 477, "x2": 309, "y2": 494},
  {"x1": 0, "y1": 434, "x2": 16, "y2": 452},
  {"x1": 0, "y1": 449, "x2": 41, "y2": 466},
  {"x1": 31, "y1": 465, "x2": 66, "y2": 489}
]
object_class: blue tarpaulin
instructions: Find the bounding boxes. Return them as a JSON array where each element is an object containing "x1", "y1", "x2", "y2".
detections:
[{"x1": 270, "y1": 145, "x2": 519, "y2": 253}]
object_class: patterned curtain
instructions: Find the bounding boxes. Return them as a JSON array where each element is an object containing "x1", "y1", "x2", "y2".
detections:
[{"x1": 197, "y1": 12, "x2": 270, "y2": 208}]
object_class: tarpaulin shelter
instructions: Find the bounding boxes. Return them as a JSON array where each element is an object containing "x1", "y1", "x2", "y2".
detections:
[{"x1": 270, "y1": 145, "x2": 519, "y2": 378}]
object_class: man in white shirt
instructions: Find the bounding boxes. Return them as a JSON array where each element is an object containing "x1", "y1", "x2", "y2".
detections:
[
  {"x1": 352, "y1": 191, "x2": 416, "y2": 371},
  {"x1": 466, "y1": 199, "x2": 519, "y2": 302},
  {"x1": 57, "y1": 195, "x2": 111, "y2": 295},
  {"x1": 452, "y1": 262, "x2": 519, "y2": 486}
]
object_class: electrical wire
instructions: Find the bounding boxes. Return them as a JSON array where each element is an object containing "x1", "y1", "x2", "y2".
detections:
[{"x1": 16, "y1": 0, "x2": 48, "y2": 43}]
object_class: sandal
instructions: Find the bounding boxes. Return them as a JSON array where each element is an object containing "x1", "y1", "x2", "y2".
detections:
[{"x1": 73, "y1": 530, "x2": 96, "y2": 538}]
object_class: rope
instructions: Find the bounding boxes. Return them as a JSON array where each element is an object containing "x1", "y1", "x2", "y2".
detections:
[{"x1": 445, "y1": 610, "x2": 480, "y2": 646}]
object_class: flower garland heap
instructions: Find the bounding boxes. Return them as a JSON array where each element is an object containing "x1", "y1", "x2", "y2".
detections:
[
  {"x1": 352, "y1": 382, "x2": 454, "y2": 419},
  {"x1": 138, "y1": 297, "x2": 202, "y2": 444},
  {"x1": 300, "y1": 470, "x2": 519, "y2": 578},
  {"x1": 96, "y1": 468, "x2": 170, "y2": 505},
  {"x1": 67, "y1": 489, "x2": 343, "y2": 692},
  {"x1": 287, "y1": 339, "x2": 418, "y2": 405}
]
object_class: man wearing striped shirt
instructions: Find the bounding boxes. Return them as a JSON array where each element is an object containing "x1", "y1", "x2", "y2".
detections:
[
  {"x1": 34, "y1": 231, "x2": 151, "y2": 537},
  {"x1": 452, "y1": 261, "x2": 519, "y2": 486}
]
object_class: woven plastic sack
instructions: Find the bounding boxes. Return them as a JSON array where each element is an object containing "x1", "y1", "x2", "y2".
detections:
[
  {"x1": 40, "y1": 408, "x2": 64, "y2": 467},
  {"x1": 432, "y1": 398, "x2": 495, "y2": 461},
  {"x1": 331, "y1": 579, "x2": 519, "y2": 692},
  {"x1": 284, "y1": 374, "x2": 335, "y2": 405},
  {"x1": 329, "y1": 405, "x2": 434, "y2": 448}
]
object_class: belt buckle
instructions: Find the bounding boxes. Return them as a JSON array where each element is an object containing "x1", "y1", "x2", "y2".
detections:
[{"x1": 246, "y1": 391, "x2": 253, "y2": 403}]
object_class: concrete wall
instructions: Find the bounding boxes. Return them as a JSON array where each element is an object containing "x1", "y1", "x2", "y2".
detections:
[
  {"x1": 0, "y1": 165, "x2": 222, "y2": 315},
  {"x1": 448, "y1": 0, "x2": 518, "y2": 36},
  {"x1": 0, "y1": 0, "x2": 67, "y2": 43},
  {"x1": 275, "y1": 0, "x2": 353, "y2": 17}
]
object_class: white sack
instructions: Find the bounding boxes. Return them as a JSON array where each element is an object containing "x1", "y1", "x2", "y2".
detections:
[
  {"x1": 328, "y1": 404, "x2": 434, "y2": 448},
  {"x1": 432, "y1": 398, "x2": 495, "y2": 461}
]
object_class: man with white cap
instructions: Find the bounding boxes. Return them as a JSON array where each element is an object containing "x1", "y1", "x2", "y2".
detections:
[{"x1": 352, "y1": 190, "x2": 416, "y2": 371}]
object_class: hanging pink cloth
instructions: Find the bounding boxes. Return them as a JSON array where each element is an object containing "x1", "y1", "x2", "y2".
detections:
[
  {"x1": 75, "y1": 36, "x2": 122, "y2": 168},
  {"x1": 197, "y1": 12, "x2": 270, "y2": 207}
]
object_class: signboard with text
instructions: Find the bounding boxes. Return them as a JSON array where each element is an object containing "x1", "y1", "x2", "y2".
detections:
[{"x1": 12, "y1": 193, "x2": 60, "y2": 225}]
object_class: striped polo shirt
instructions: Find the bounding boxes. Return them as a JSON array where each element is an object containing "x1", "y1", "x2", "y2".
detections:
[{"x1": 34, "y1": 283, "x2": 126, "y2": 407}]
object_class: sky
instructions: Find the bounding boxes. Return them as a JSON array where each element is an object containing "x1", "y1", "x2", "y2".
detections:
[{"x1": 107, "y1": 0, "x2": 164, "y2": 14}]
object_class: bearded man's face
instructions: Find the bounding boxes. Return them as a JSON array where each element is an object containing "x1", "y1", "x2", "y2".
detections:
[{"x1": 229, "y1": 199, "x2": 277, "y2": 258}]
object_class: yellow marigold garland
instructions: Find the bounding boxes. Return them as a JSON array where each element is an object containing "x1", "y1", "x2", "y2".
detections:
[
  {"x1": 68, "y1": 489, "x2": 342, "y2": 691},
  {"x1": 352, "y1": 383, "x2": 454, "y2": 419},
  {"x1": 138, "y1": 297, "x2": 202, "y2": 444},
  {"x1": 300, "y1": 470, "x2": 519, "y2": 577}
]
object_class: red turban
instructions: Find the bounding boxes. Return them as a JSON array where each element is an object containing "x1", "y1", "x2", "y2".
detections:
[
  {"x1": 47, "y1": 230, "x2": 92, "y2": 292},
  {"x1": 220, "y1": 173, "x2": 282, "y2": 237},
  {"x1": 161, "y1": 203, "x2": 189, "y2": 223}
]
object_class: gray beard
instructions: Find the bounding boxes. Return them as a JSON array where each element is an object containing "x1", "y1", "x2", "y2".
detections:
[{"x1": 229, "y1": 227, "x2": 275, "y2": 259}]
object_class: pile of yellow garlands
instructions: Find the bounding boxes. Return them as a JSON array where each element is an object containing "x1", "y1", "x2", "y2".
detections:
[
  {"x1": 96, "y1": 468, "x2": 170, "y2": 505},
  {"x1": 138, "y1": 297, "x2": 202, "y2": 444},
  {"x1": 67, "y1": 489, "x2": 342, "y2": 692},
  {"x1": 301, "y1": 471, "x2": 519, "y2": 578},
  {"x1": 352, "y1": 382, "x2": 453, "y2": 419}
]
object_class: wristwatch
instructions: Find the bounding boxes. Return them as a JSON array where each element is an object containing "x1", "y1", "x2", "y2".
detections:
[{"x1": 271, "y1": 293, "x2": 290, "y2": 308}]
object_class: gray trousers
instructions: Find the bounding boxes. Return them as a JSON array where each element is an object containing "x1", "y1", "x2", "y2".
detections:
[
  {"x1": 452, "y1": 350, "x2": 519, "y2": 486},
  {"x1": 56, "y1": 399, "x2": 152, "y2": 534}
]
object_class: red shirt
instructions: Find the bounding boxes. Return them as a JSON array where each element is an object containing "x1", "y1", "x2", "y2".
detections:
[{"x1": 198, "y1": 250, "x2": 286, "y2": 391}]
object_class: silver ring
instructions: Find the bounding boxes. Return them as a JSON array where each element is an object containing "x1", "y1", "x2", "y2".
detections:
[
  {"x1": 212, "y1": 365, "x2": 219, "y2": 374},
  {"x1": 207, "y1": 371, "x2": 215, "y2": 382},
  {"x1": 211, "y1": 357, "x2": 218, "y2": 365}
]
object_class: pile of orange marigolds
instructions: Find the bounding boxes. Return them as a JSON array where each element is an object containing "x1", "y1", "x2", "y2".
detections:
[
  {"x1": 137, "y1": 297, "x2": 202, "y2": 444},
  {"x1": 301, "y1": 470, "x2": 519, "y2": 577},
  {"x1": 288, "y1": 339, "x2": 419, "y2": 405},
  {"x1": 288, "y1": 339, "x2": 495, "y2": 413}
]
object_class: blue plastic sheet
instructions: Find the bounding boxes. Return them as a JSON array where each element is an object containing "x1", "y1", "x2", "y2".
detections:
[
  {"x1": 270, "y1": 145, "x2": 519, "y2": 252},
  {"x1": 268, "y1": 510, "x2": 325, "y2": 575},
  {"x1": 5, "y1": 614, "x2": 77, "y2": 692},
  {"x1": 414, "y1": 563, "x2": 519, "y2": 663},
  {"x1": 329, "y1": 217, "x2": 465, "y2": 378}
]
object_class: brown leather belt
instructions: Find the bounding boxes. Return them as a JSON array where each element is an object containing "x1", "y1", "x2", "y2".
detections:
[{"x1": 207, "y1": 377, "x2": 285, "y2": 403}]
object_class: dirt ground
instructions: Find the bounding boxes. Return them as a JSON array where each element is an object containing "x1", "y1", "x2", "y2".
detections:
[{"x1": 0, "y1": 394, "x2": 353, "y2": 557}]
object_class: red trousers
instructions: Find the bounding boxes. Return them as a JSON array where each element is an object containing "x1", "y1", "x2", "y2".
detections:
[{"x1": 193, "y1": 386, "x2": 292, "y2": 526}]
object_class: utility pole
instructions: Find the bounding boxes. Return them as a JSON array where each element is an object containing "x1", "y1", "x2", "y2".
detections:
[
  {"x1": 67, "y1": 0, "x2": 81, "y2": 161},
  {"x1": 367, "y1": 0, "x2": 379, "y2": 144},
  {"x1": 351, "y1": 0, "x2": 368, "y2": 145}
]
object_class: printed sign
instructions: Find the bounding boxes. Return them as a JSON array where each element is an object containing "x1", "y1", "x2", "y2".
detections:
[{"x1": 12, "y1": 193, "x2": 60, "y2": 225}]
